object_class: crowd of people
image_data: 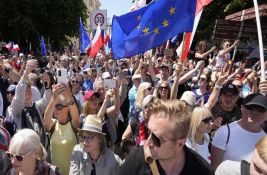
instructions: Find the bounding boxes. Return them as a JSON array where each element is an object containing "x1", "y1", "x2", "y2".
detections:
[{"x1": 1, "y1": 39, "x2": 267, "y2": 175}]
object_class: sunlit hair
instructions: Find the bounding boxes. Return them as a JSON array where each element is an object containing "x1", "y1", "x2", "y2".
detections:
[
  {"x1": 135, "y1": 82, "x2": 151, "y2": 107},
  {"x1": 197, "y1": 40, "x2": 207, "y2": 52},
  {"x1": 82, "y1": 97, "x2": 99, "y2": 116},
  {"x1": 93, "y1": 80, "x2": 104, "y2": 91},
  {"x1": 188, "y1": 106, "x2": 213, "y2": 149},
  {"x1": 255, "y1": 136, "x2": 267, "y2": 163},
  {"x1": 9, "y1": 129, "x2": 47, "y2": 160},
  {"x1": 221, "y1": 40, "x2": 230, "y2": 49},
  {"x1": 147, "y1": 99, "x2": 191, "y2": 139}
]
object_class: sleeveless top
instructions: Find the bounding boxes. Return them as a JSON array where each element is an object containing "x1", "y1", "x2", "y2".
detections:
[{"x1": 50, "y1": 119, "x2": 77, "y2": 175}]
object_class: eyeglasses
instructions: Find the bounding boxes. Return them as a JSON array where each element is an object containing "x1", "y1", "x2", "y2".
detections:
[
  {"x1": 79, "y1": 135, "x2": 96, "y2": 142},
  {"x1": 6, "y1": 150, "x2": 34, "y2": 161},
  {"x1": 71, "y1": 80, "x2": 79, "y2": 84},
  {"x1": 7, "y1": 91, "x2": 15, "y2": 95},
  {"x1": 202, "y1": 117, "x2": 213, "y2": 124},
  {"x1": 148, "y1": 131, "x2": 176, "y2": 147},
  {"x1": 55, "y1": 103, "x2": 68, "y2": 110},
  {"x1": 245, "y1": 105, "x2": 267, "y2": 113},
  {"x1": 158, "y1": 86, "x2": 169, "y2": 91}
]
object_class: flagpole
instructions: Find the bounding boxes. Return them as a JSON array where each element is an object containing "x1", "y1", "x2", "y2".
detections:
[{"x1": 253, "y1": 0, "x2": 265, "y2": 82}]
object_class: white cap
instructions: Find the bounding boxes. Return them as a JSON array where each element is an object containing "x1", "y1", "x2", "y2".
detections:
[
  {"x1": 19, "y1": 53, "x2": 24, "y2": 57},
  {"x1": 102, "y1": 72, "x2": 111, "y2": 79},
  {"x1": 132, "y1": 74, "x2": 142, "y2": 80},
  {"x1": 180, "y1": 91, "x2": 196, "y2": 106}
]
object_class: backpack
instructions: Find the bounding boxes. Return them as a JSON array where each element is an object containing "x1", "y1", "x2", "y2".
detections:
[{"x1": 240, "y1": 160, "x2": 250, "y2": 175}]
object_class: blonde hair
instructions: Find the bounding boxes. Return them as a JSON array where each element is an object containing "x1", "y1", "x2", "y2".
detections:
[
  {"x1": 135, "y1": 82, "x2": 151, "y2": 107},
  {"x1": 188, "y1": 106, "x2": 212, "y2": 148},
  {"x1": 147, "y1": 99, "x2": 191, "y2": 139},
  {"x1": 9, "y1": 129, "x2": 47, "y2": 160},
  {"x1": 255, "y1": 136, "x2": 267, "y2": 163},
  {"x1": 82, "y1": 99, "x2": 99, "y2": 116}
]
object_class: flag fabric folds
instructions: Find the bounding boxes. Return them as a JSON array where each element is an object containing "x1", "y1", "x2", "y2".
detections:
[
  {"x1": 79, "y1": 18, "x2": 91, "y2": 53},
  {"x1": 6, "y1": 42, "x2": 13, "y2": 51},
  {"x1": 40, "y1": 36, "x2": 47, "y2": 57},
  {"x1": 111, "y1": 0, "x2": 197, "y2": 59},
  {"x1": 13, "y1": 44, "x2": 20, "y2": 53},
  {"x1": 89, "y1": 25, "x2": 103, "y2": 58},
  {"x1": 176, "y1": 0, "x2": 213, "y2": 63}
]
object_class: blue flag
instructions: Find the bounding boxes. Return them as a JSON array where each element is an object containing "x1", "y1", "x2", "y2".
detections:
[
  {"x1": 111, "y1": 0, "x2": 197, "y2": 59},
  {"x1": 41, "y1": 36, "x2": 47, "y2": 57},
  {"x1": 79, "y1": 18, "x2": 91, "y2": 53}
]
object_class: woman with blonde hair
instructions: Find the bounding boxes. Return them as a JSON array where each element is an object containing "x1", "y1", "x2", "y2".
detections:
[
  {"x1": 7, "y1": 129, "x2": 60, "y2": 175},
  {"x1": 186, "y1": 106, "x2": 213, "y2": 163}
]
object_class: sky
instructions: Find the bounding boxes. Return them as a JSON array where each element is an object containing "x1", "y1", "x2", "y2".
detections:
[{"x1": 100, "y1": 0, "x2": 132, "y2": 24}]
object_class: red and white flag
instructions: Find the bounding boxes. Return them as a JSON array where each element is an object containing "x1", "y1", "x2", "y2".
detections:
[
  {"x1": 6, "y1": 42, "x2": 13, "y2": 51},
  {"x1": 176, "y1": 0, "x2": 213, "y2": 63},
  {"x1": 89, "y1": 25, "x2": 103, "y2": 58},
  {"x1": 104, "y1": 33, "x2": 109, "y2": 45},
  {"x1": 13, "y1": 44, "x2": 20, "y2": 52},
  {"x1": 165, "y1": 40, "x2": 170, "y2": 49}
]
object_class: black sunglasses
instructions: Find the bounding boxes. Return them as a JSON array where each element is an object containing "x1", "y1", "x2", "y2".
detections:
[
  {"x1": 202, "y1": 117, "x2": 213, "y2": 124},
  {"x1": 146, "y1": 87, "x2": 152, "y2": 91},
  {"x1": 199, "y1": 77, "x2": 207, "y2": 81},
  {"x1": 245, "y1": 105, "x2": 267, "y2": 113},
  {"x1": 148, "y1": 131, "x2": 176, "y2": 147},
  {"x1": 6, "y1": 150, "x2": 34, "y2": 161},
  {"x1": 159, "y1": 86, "x2": 169, "y2": 91},
  {"x1": 71, "y1": 80, "x2": 79, "y2": 84},
  {"x1": 55, "y1": 103, "x2": 68, "y2": 110},
  {"x1": 7, "y1": 91, "x2": 15, "y2": 95}
]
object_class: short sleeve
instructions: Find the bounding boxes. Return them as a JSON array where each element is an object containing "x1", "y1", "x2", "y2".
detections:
[{"x1": 212, "y1": 125, "x2": 229, "y2": 150}]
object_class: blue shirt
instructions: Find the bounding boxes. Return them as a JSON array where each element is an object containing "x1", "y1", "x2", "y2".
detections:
[
  {"x1": 82, "y1": 79, "x2": 93, "y2": 92},
  {"x1": 128, "y1": 85, "x2": 138, "y2": 113}
]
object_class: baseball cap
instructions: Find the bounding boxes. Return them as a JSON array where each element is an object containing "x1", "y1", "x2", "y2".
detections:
[
  {"x1": 83, "y1": 90, "x2": 100, "y2": 101},
  {"x1": 220, "y1": 83, "x2": 239, "y2": 96},
  {"x1": 132, "y1": 74, "x2": 142, "y2": 80},
  {"x1": 7, "y1": 85, "x2": 16, "y2": 92},
  {"x1": 102, "y1": 72, "x2": 111, "y2": 79},
  {"x1": 243, "y1": 93, "x2": 267, "y2": 109},
  {"x1": 180, "y1": 91, "x2": 196, "y2": 106}
]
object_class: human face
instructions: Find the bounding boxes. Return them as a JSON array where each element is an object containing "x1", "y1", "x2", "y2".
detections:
[
  {"x1": 223, "y1": 42, "x2": 230, "y2": 49},
  {"x1": 220, "y1": 93, "x2": 239, "y2": 111},
  {"x1": 250, "y1": 149, "x2": 267, "y2": 174},
  {"x1": 80, "y1": 131, "x2": 101, "y2": 153},
  {"x1": 198, "y1": 116, "x2": 213, "y2": 133},
  {"x1": 144, "y1": 86, "x2": 153, "y2": 96},
  {"x1": 147, "y1": 113, "x2": 180, "y2": 160},
  {"x1": 54, "y1": 98, "x2": 69, "y2": 116},
  {"x1": 160, "y1": 67, "x2": 169, "y2": 78},
  {"x1": 158, "y1": 83, "x2": 170, "y2": 99},
  {"x1": 198, "y1": 75, "x2": 207, "y2": 87},
  {"x1": 7, "y1": 149, "x2": 36, "y2": 174},
  {"x1": 7, "y1": 91, "x2": 15, "y2": 103},
  {"x1": 242, "y1": 105, "x2": 267, "y2": 124},
  {"x1": 70, "y1": 77, "x2": 80, "y2": 94},
  {"x1": 87, "y1": 95, "x2": 99, "y2": 110}
]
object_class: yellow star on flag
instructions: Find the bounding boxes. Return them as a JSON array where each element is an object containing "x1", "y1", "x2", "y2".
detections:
[
  {"x1": 169, "y1": 7, "x2": 175, "y2": 15},
  {"x1": 137, "y1": 15, "x2": 141, "y2": 20},
  {"x1": 162, "y1": 19, "x2": 169, "y2": 27},
  {"x1": 153, "y1": 28, "x2": 159, "y2": 34},
  {"x1": 143, "y1": 27, "x2": 149, "y2": 34}
]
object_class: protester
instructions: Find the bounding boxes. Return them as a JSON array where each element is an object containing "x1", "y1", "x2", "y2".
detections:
[
  {"x1": 69, "y1": 115, "x2": 122, "y2": 175},
  {"x1": 195, "y1": 40, "x2": 216, "y2": 66},
  {"x1": 119, "y1": 99, "x2": 214, "y2": 175},
  {"x1": 7, "y1": 129, "x2": 60, "y2": 175}
]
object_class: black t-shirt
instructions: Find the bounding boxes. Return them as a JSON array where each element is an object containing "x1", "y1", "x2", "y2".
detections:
[{"x1": 118, "y1": 145, "x2": 214, "y2": 175}]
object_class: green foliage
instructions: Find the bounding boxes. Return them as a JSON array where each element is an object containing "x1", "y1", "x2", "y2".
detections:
[{"x1": 0, "y1": 0, "x2": 88, "y2": 51}]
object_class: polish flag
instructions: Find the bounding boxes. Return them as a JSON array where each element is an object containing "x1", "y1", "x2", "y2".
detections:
[
  {"x1": 104, "y1": 33, "x2": 109, "y2": 45},
  {"x1": 176, "y1": 0, "x2": 213, "y2": 63},
  {"x1": 13, "y1": 44, "x2": 20, "y2": 52},
  {"x1": 165, "y1": 40, "x2": 170, "y2": 49},
  {"x1": 6, "y1": 42, "x2": 13, "y2": 51},
  {"x1": 88, "y1": 25, "x2": 103, "y2": 58}
]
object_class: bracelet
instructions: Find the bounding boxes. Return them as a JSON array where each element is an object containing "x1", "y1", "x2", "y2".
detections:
[
  {"x1": 215, "y1": 85, "x2": 223, "y2": 89},
  {"x1": 67, "y1": 98, "x2": 75, "y2": 106}
]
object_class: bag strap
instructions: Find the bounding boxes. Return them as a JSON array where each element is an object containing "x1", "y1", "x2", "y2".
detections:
[
  {"x1": 225, "y1": 124, "x2": 230, "y2": 149},
  {"x1": 144, "y1": 144, "x2": 160, "y2": 175},
  {"x1": 240, "y1": 160, "x2": 250, "y2": 175}
]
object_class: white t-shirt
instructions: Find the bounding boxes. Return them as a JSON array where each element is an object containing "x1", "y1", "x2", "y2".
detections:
[
  {"x1": 212, "y1": 121, "x2": 266, "y2": 162},
  {"x1": 215, "y1": 52, "x2": 230, "y2": 68},
  {"x1": 215, "y1": 160, "x2": 241, "y2": 175},
  {"x1": 186, "y1": 133, "x2": 211, "y2": 163}
]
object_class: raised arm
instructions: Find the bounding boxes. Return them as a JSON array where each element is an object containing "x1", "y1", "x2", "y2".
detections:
[
  {"x1": 97, "y1": 89, "x2": 115, "y2": 121},
  {"x1": 195, "y1": 46, "x2": 216, "y2": 59},
  {"x1": 219, "y1": 40, "x2": 239, "y2": 57},
  {"x1": 170, "y1": 63, "x2": 182, "y2": 100},
  {"x1": 179, "y1": 60, "x2": 204, "y2": 85}
]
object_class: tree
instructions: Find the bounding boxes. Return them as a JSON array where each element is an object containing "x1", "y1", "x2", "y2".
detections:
[{"x1": 0, "y1": 0, "x2": 88, "y2": 52}]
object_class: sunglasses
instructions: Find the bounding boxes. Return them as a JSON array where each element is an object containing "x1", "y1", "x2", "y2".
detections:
[
  {"x1": 245, "y1": 105, "x2": 267, "y2": 113},
  {"x1": 55, "y1": 103, "x2": 68, "y2": 110},
  {"x1": 71, "y1": 80, "x2": 79, "y2": 84},
  {"x1": 146, "y1": 87, "x2": 152, "y2": 91},
  {"x1": 202, "y1": 117, "x2": 213, "y2": 124},
  {"x1": 199, "y1": 77, "x2": 207, "y2": 81},
  {"x1": 7, "y1": 91, "x2": 15, "y2": 95},
  {"x1": 6, "y1": 150, "x2": 34, "y2": 161},
  {"x1": 148, "y1": 131, "x2": 176, "y2": 147},
  {"x1": 79, "y1": 135, "x2": 96, "y2": 142},
  {"x1": 158, "y1": 86, "x2": 169, "y2": 91}
]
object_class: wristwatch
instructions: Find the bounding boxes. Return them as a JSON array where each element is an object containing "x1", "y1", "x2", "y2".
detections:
[{"x1": 67, "y1": 98, "x2": 75, "y2": 106}]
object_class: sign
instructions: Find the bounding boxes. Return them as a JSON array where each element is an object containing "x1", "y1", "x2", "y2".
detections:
[
  {"x1": 91, "y1": 10, "x2": 107, "y2": 30},
  {"x1": 164, "y1": 49, "x2": 174, "y2": 57}
]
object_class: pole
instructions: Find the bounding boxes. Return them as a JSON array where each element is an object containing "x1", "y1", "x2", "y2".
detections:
[{"x1": 253, "y1": 0, "x2": 265, "y2": 82}]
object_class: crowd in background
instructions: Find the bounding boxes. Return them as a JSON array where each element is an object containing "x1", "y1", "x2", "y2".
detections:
[{"x1": 1, "y1": 39, "x2": 267, "y2": 175}]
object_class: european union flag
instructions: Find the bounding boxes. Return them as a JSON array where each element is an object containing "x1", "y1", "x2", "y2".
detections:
[
  {"x1": 112, "y1": 0, "x2": 197, "y2": 59},
  {"x1": 40, "y1": 36, "x2": 47, "y2": 58},
  {"x1": 79, "y1": 18, "x2": 91, "y2": 53}
]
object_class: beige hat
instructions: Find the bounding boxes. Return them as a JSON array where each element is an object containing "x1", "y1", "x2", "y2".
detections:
[
  {"x1": 132, "y1": 73, "x2": 142, "y2": 80},
  {"x1": 180, "y1": 91, "x2": 196, "y2": 106},
  {"x1": 79, "y1": 115, "x2": 105, "y2": 135}
]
